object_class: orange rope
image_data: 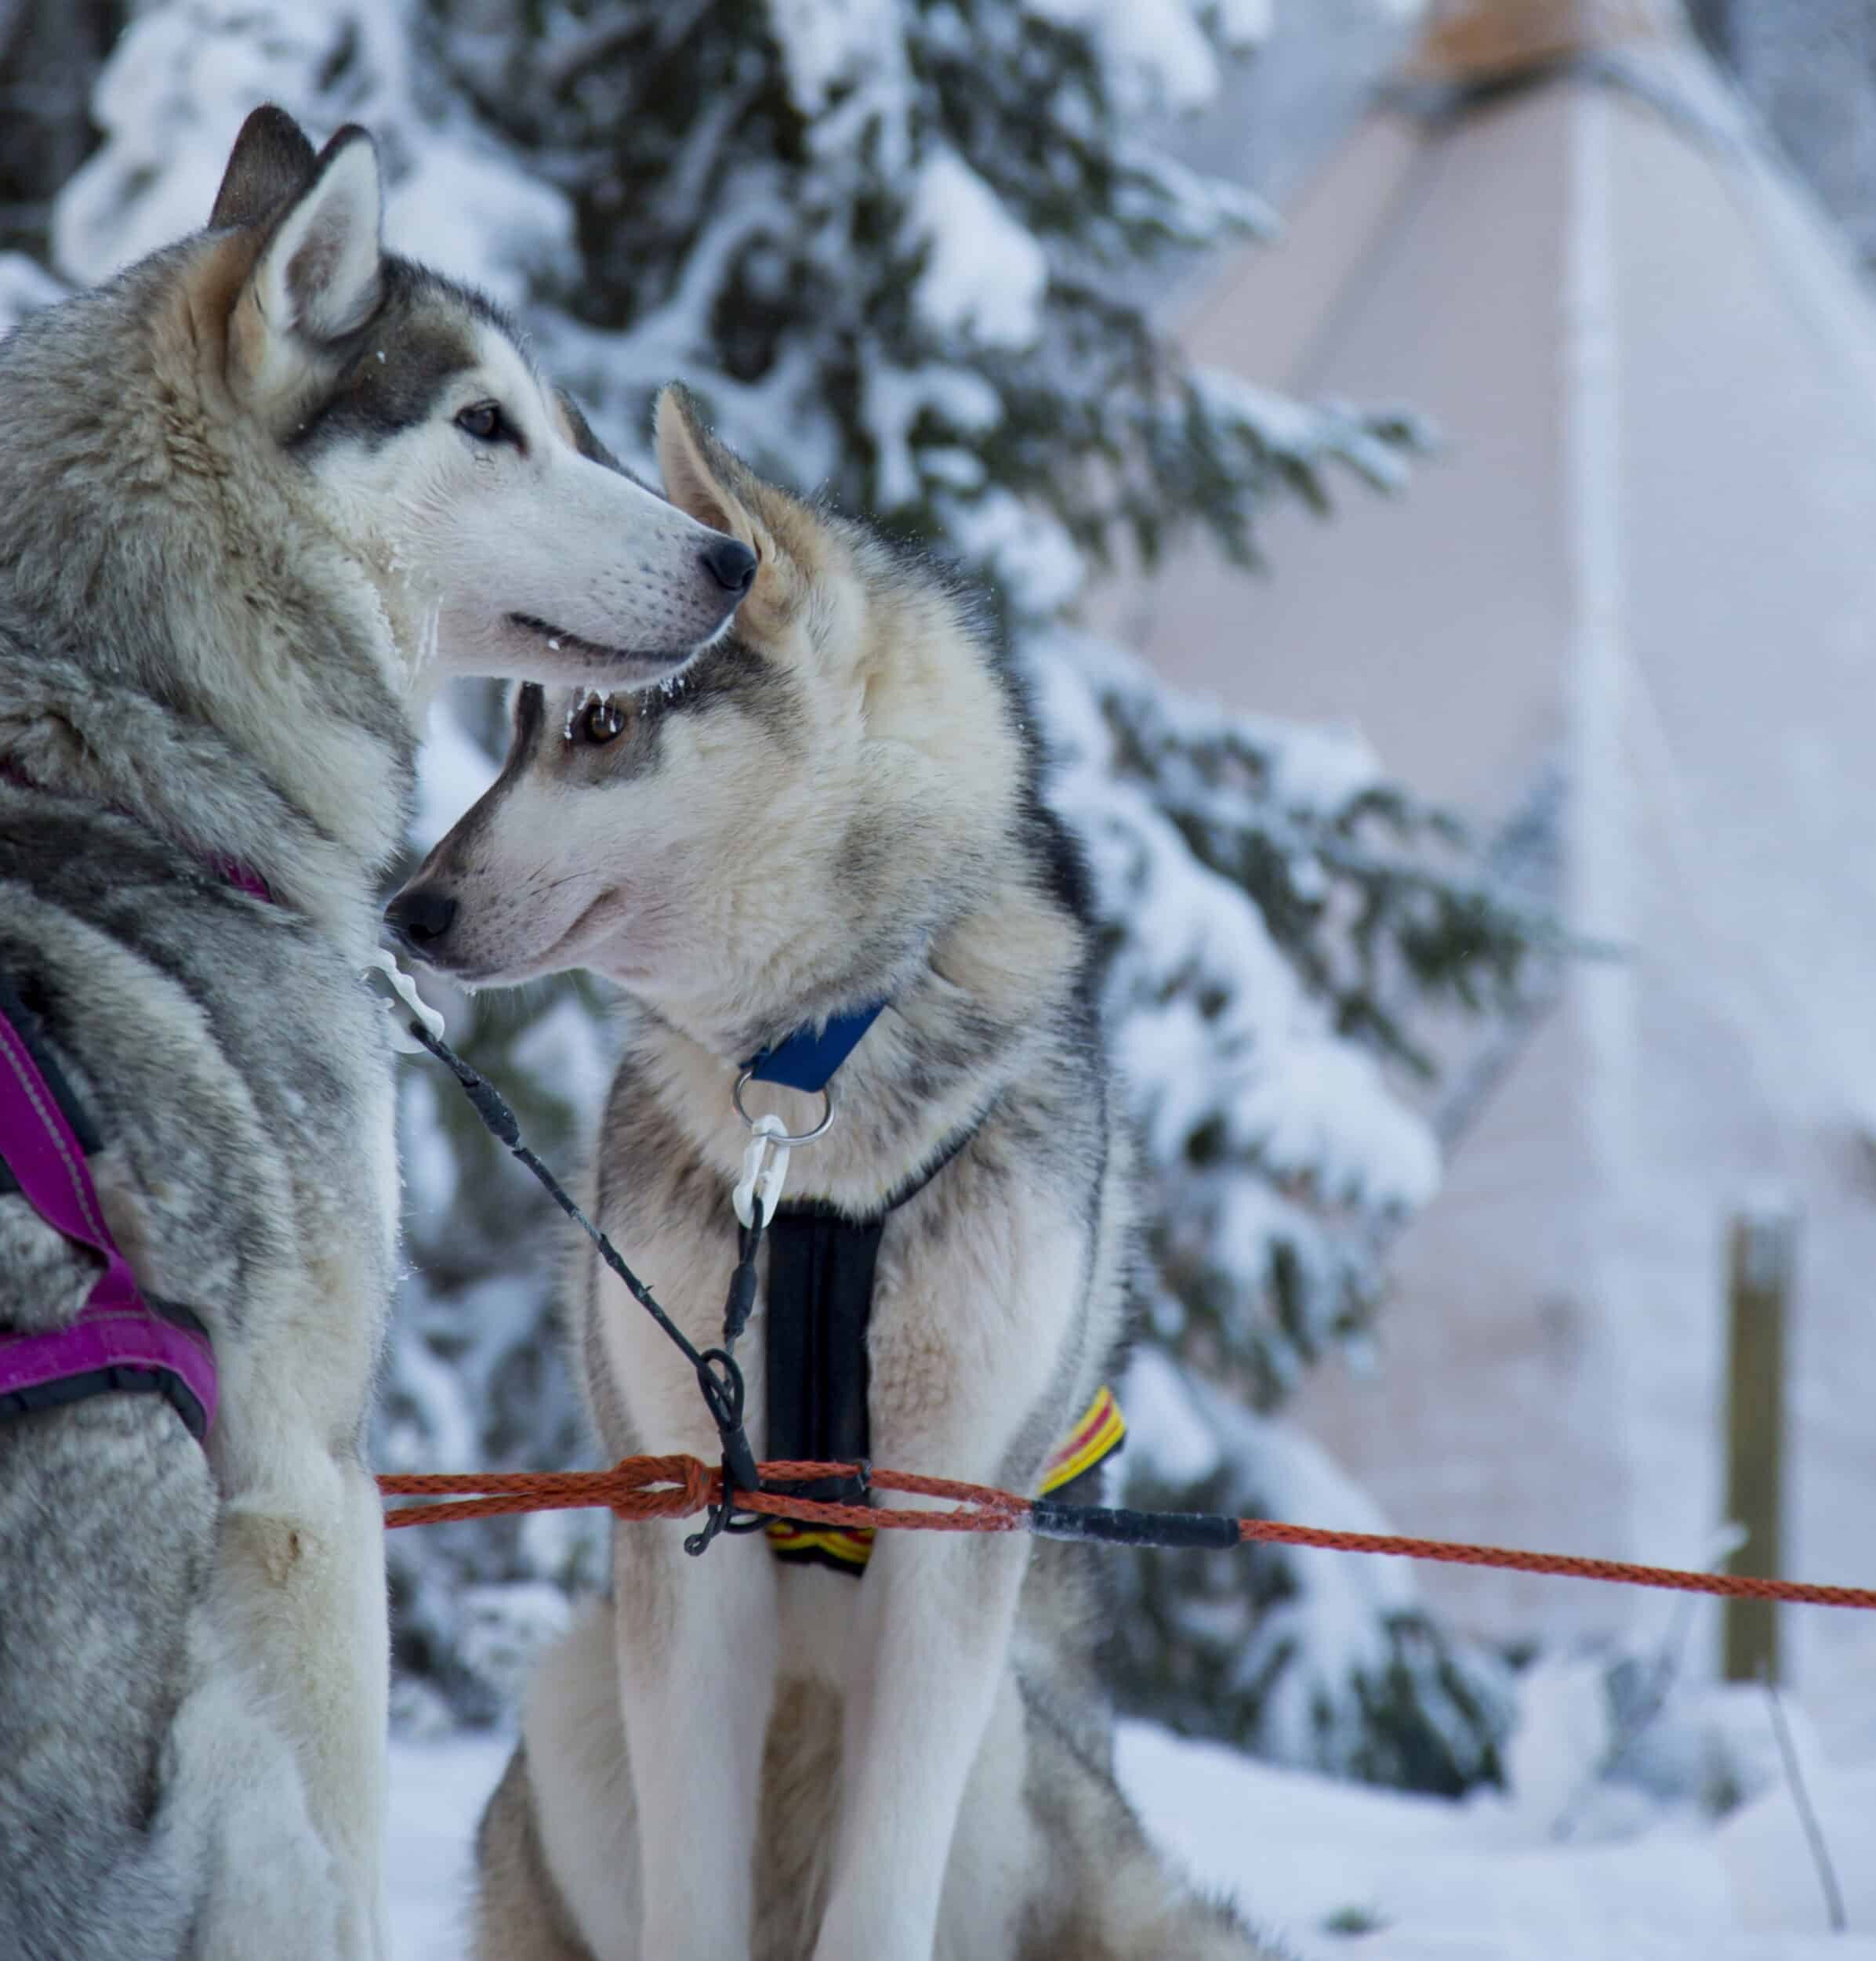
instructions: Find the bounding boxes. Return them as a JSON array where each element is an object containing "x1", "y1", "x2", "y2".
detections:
[
  {"x1": 378, "y1": 1455, "x2": 1876, "y2": 1610},
  {"x1": 1227, "y1": 1518, "x2": 1876, "y2": 1608}
]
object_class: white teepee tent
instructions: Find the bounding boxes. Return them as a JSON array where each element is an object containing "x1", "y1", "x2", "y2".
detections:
[{"x1": 1098, "y1": 0, "x2": 1876, "y2": 1705}]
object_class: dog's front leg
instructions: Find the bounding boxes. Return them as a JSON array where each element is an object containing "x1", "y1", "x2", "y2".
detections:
[
  {"x1": 808, "y1": 1193, "x2": 1087, "y2": 1961},
  {"x1": 811, "y1": 1524, "x2": 1030, "y2": 1961},
  {"x1": 613, "y1": 1518, "x2": 778, "y2": 1961},
  {"x1": 212, "y1": 1445, "x2": 390, "y2": 1957}
]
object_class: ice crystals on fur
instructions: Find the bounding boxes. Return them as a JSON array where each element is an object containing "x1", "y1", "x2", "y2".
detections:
[
  {"x1": 561, "y1": 676, "x2": 688, "y2": 743},
  {"x1": 563, "y1": 688, "x2": 605, "y2": 741}
]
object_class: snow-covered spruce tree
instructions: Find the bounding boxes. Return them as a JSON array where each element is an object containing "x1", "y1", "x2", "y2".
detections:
[{"x1": 22, "y1": 0, "x2": 1540, "y2": 1784}]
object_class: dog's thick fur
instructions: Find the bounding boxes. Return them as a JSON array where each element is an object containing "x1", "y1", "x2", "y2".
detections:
[
  {"x1": 394, "y1": 390, "x2": 1282, "y2": 1960},
  {"x1": 0, "y1": 111, "x2": 744, "y2": 1960}
]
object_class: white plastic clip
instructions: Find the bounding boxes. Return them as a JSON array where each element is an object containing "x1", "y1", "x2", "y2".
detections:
[
  {"x1": 733, "y1": 1114, "x2": 792, "y2": 1229},
  {"x1": 363, "y1": 948, "x2": 446, "y2": 1056}
]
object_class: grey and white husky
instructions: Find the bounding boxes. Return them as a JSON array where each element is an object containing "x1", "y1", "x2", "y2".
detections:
[
  {"x1": 0, "y1": 110, "x2": 749, "y2": 1960},
  {"x1": 391, "y1": 389, "x2": 1279, "y2": 1961}
]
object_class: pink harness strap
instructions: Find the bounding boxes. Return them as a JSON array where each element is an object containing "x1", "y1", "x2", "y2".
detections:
[{"x1": 0, "y1": 988, "x2": 217, "y2": 1441}]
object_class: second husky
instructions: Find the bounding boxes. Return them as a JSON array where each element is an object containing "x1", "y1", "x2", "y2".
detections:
[{"x1": 393, "y1": 390, "x2": 1280, "y2": 1960}]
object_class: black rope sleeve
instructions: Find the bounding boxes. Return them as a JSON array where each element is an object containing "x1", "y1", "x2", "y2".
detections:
[
  {"x1": 1029, "y1": 1500, "x2": 1243, "y2": 1552},
  {"x1": 418, "y1": 1035, "x2": 522, "y2": 1149}
]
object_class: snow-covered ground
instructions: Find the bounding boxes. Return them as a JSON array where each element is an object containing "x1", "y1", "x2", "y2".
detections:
[{"x1": 388, "y1": 1685, "x2": 1874, "y2": 1959}]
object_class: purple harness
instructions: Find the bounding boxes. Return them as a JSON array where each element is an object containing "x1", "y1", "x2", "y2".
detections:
[
  {"x1": 0, "y1": 980, "x2": 219, "y2": 1441},
  {"x1": 0, "y1": 770, "x2": 259, "y2": 1443}
]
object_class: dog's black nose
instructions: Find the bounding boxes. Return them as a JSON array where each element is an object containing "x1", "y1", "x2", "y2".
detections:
[
  {"x1": 385, "y1": 886, "x2": 458, "y2": 948},
  {"x1": 701, "y1": 535, "x2": 757, "y2": 596}
]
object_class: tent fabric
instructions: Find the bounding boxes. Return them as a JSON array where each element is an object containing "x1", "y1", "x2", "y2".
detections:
[{"x1": 1097, "y1": 25, "x2": 1876, "y2": 1707}]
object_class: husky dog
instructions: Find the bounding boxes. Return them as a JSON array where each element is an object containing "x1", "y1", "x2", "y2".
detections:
[
  {"x1": 0, "y1": 111, "x2": 749, "y2": 1961},
  {"x1": 390, "y1": 388, "x2": 1279, "y2": 1960}
]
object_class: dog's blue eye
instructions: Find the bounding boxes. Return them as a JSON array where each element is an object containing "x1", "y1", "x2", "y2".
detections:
[{"x1": 456, "y1": 402, "x2": 506, "y2": 444}]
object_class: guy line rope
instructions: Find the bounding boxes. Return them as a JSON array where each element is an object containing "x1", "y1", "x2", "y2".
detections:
[
  {"x1": 378, "y1": 1452, "x2": 1876, "y2": 1611},
  {"x1": 379, "y1": 1017, "x2": 1876, "y2": 1616}
]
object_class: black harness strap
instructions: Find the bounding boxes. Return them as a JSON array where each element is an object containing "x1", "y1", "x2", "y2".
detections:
[
  {"x1": 0, "y1": 975, "x2": 101, "y2": 1195},
  {"x1": 764, "y1": 1205, "x2": 880, "y2": 1515},
  {"x1": 762, "y1": 1122, "x2": 982, "y2": 1572}
]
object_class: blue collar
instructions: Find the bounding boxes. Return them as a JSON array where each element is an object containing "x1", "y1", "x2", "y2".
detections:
[{"x1": 744, "y1": 1001, "x2": 888, "y2": 1095}]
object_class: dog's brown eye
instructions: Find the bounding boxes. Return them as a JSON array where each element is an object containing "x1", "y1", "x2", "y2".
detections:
[
  {"x1": 579, "y1": 698, "x2": 627, "y2": 745},
  {"x1": 456, "y1": 401, "x2": 505, "y2": 444}
]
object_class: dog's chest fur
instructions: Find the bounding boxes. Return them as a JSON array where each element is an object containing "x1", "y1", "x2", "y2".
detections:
[{"x1": 572, "y1": 988, "x2": 1130, "y2": 1677}]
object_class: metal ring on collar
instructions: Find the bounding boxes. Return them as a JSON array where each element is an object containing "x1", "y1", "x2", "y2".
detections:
[{"x1": 731, "y1": 1071, "x2": 836, "y2": 1144}]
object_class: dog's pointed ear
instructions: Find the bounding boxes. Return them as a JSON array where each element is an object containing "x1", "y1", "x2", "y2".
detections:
[
  {"x1": 211, "y1": 106, "x2": 316, "y2": 230},
  {"x1": 655, "y1": 385, "x2": 767, "y2": 547},
  {"x1": 252, "y1": 125, "x2": 383, "y2": 343},
  {"x1": 227, "y1": 125, "x2": 383, "y2": 399}
]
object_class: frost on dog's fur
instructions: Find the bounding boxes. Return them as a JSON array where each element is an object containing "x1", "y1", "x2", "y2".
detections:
[{"x1": 394, "y1": 390, "x2": 1283, "y2": 1961}]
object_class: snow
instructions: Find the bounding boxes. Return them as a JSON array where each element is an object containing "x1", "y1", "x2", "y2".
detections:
[
  {"x1": 769, "y1": 0, "x2": 903, "y2": 118},
  {"x1": 1124, "y1": 1698, "x2": 1876, "y2": 1956},
  {"x1": 905, "y1": 149, "x2": 1050, "y2": 350},
  {"x1": 386, "y1": 1693, "x2": 1876, "y2": 1959},
  {"x1": 1115, "y1": 1358, "x2": 1502, "y2": 1779},
  {"x1": 509, "y1": 995, "x2": 616, "y2": 1130},
  {"x1": 1194, "y1": 367, "x2": 1420, "y2": 495},
  {"x1": 379, "y1": 133, "x2": 573, "y2": 309},
  {"x1": 455, "y1": 1582, "x2": 573, "y2": 1713},
  {"x1": 397, "y1": 1071, "x2": 458, "y2": 1223},
  {"x1": 1238, "y1": 716, "x2": 1386, "y2": 815},
  {"x1": 860, "y1": 362, "x2": 1002, "y2": 509},
  {"x1": 938, "y1": 488, "x2": 1085, "y2": 615},
  {"x1": 1034, "y1": 637, "x2": 1442, "y2": 1221},
  {"x1": 0, "y1": 252, "x2": 67, "y2": 335},
  {"x1": 1217, "y1": 0, "x2": 1277, "y2": 42},
  {"x1": 53, "y1": 0, "x2": 569, "y2": 303},
  {"x1": 410, "y1": 694, "x2": 499, "y2": 854},
  {"x1": 1725, "y1": 1761, "x2": 1876, "y2": 1933},
  {"x1": 388, "y1": 1735, "x2": 503, "y2": 1961},
  {"x1": 1121, "y1": 1344, "x2": 1227, "y2": 1485},
  {"x1": 1026, "y1": 0, "x2": 1261, "y2": 113},
  {"x1": 55, "y1": 2, "x2": 386, "y2": 283}
]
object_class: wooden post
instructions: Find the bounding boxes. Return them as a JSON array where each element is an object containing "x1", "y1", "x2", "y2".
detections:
[{"x1": 1722, "y1": 1208, "x2": 1795, "y2": 1684}]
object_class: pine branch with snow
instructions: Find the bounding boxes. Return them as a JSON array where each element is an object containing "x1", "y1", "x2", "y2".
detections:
[
  {"x1": 1114, "y1": 1355, "x2": 1516, "y2": 1794},
  {"x1": 426, "y1": 0, "x2": 1412, "y2": 617}
]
